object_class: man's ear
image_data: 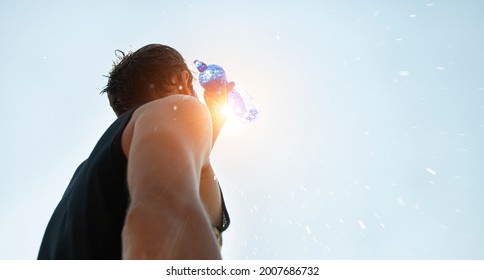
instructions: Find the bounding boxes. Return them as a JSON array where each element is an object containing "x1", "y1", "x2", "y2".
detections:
[
  {"x1": 181, "y1": 70, "x2": 190, "y2": 86},
  {"x1": 172, "y1": 70, "x2": 190, "y2": 84},
  {"x1": 179, "y1": 70, "x2": 192, "y2": 95}
]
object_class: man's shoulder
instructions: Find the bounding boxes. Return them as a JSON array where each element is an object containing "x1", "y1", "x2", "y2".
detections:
[
  {"x1": 122, "y1": 94, "x2": 212, "y2": 157},
  {"x1": 136, "y1": 94, "x2": 210, "y2": 123}
]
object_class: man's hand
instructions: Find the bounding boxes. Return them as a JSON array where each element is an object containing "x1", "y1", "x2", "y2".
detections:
[{"x1": 203, "y1": 81, "x2": 235, "y2": 145}]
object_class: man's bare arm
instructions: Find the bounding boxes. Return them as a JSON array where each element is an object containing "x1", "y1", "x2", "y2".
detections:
[{"x1": 122, "y1": 95, "x2": 221, "y2": 259}]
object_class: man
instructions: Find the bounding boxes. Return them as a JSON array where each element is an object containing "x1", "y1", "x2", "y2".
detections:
[{"x1": 38, "y1": 44, "x2": 231, "y2": 259}]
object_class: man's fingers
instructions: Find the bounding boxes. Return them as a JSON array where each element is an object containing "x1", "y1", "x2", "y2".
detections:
[
  {"x1": 205, "y1": 81, "x2": 235, "y2": 97},
  {"x1": 226, "y1": 81, "x2": 235, "y2": 94}
]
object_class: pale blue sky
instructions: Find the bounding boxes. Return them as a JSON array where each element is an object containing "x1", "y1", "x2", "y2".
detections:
[{"x1": 1, "y1": 0, "x2": 483, "y2": 259}]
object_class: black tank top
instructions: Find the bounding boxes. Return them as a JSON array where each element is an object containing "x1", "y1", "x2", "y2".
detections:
[{"x1": 38, "y1": 108, "x2": 230, "y2": 259}]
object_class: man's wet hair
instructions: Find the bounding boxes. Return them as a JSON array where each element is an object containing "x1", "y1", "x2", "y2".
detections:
[{"x1": 102, "y1": 44, "x2": 193, "y2": 116}]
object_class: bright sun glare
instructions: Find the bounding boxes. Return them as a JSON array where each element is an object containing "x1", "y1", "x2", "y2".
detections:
[
  {"x1": 192, "y1": 78, "x2": 249, "y2": 136},
  {"x1": 220, "y1": 105, "x2": 247, "y2": 135}
]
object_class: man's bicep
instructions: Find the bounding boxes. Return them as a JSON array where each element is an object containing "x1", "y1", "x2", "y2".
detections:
[
  {"x1": 127, "y1": 128, "x2": 196, "y2": 204},
  {"x1": 126, "y1": 97, "x2": 212, "y2": 204}
]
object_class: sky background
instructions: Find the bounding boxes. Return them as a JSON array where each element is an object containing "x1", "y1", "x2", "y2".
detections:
[{"x1": 1, "y1": 0, "x2": 483, "y2": 259}]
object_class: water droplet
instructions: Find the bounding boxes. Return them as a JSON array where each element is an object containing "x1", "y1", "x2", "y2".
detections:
[
  {"x1": 398, "y1": 70, "x2": 410, "y2": 77},
  {"x1": 397, "y1": 197, "x2": 406, "y2": 207},
  {"x1": 409, "y1": 14, "x2": 417, "y2": 18},
  {"x1": 173, "y1": 105, "x2": 177, "y2": 111},
  {"x1": 436, "y1": 66, "x2": 445, "y2": 70},
  {"x1": 306, "y1": 226, "x2": 312, "y2": 234},
  {"x1": 358, "y1": 219, "x2": 367, "y2": 230},
  {"x1": 426, "y1": 167, "x2": 437, "y2": 175}
]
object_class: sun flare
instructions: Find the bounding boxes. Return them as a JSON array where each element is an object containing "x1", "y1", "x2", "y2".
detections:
[{"x1": 220, "y1": 105, "x2": 247, "y2": 135}]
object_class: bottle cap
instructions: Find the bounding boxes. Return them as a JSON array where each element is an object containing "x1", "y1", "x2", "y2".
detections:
[{"x1": 193, "y1": 60, "x2": 207, "y2": 72}]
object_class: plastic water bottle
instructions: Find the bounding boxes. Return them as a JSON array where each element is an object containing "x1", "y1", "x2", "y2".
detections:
[{"x1": 194, "y1": 60, "x2": 259, "y2": 122}]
